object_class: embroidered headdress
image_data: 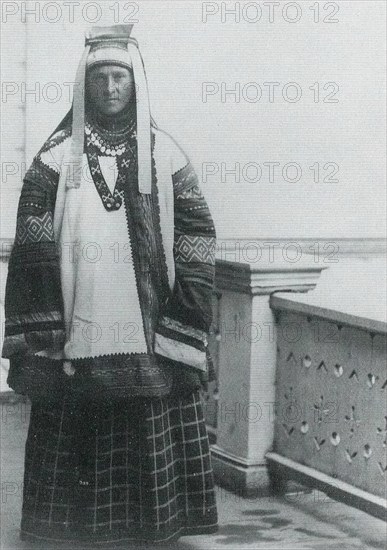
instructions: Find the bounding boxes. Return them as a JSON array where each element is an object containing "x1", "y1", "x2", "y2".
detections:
[{"x1": 68, "y1": 25, "x2": 152, "y2": 194}]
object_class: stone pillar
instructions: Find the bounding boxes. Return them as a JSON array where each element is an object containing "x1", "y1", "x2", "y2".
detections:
[{"x1": 211, "y1": 255, "x2": 326, "y2": 496}]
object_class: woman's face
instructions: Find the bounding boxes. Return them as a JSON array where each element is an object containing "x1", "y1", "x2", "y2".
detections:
[{"x1": 87, "y1": 64, "x2": 134, "y2": 116}]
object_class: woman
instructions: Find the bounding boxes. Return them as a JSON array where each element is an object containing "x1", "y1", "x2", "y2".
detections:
[{"x1": 2, "y1": 25, "x2": 218, "y2": 545}]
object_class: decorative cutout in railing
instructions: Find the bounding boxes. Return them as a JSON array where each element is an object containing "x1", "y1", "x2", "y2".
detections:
[{"x1": 271, "y1": 305, "x2": 386, "y2": 499}]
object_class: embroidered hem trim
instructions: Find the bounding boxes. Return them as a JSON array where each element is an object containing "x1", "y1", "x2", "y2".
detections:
[{"x1": 154, "y1": 333, "x2": 207, "y2": 372}]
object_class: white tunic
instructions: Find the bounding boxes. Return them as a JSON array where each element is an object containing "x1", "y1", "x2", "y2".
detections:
[
  {"x1": 60, "y1": 153, "x2": 148, "y2": 359},
  {"x1": 37, "y1": 128, "x2": 188, "y2": 361}
]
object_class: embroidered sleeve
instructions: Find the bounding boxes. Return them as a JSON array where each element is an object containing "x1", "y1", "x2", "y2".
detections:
[
  {"x1": 2, "y1": 130, "x2": 69, "y2": 358},
  {"x1": 154, "y1": 150, "x2": 216, "y2": 372}
]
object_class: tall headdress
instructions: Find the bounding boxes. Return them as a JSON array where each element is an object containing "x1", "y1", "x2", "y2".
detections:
[{"x1": 67, "y1": 25, "x2": 152, "y2": 194}]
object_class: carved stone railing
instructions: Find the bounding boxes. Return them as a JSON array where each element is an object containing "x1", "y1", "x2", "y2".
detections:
[
  {"x1": 206, "y1": 253, "x2": 327, "y2": 496},
  {"x1": 267, "y1": 295, "x2": 387, "y2": 519}
]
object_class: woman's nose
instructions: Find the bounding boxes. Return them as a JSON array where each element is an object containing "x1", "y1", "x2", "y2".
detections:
[{"x1": 106, "y1": 78, "x2": 116, "y2": 94}]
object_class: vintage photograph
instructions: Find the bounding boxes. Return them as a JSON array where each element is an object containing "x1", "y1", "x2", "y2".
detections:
[{"x1": 0, "y1": 1, "x2": 386, "y2": 549}]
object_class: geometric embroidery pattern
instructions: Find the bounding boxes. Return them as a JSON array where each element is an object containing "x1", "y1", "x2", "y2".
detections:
[
  {"x1": 86, "y1": 139, "x2": 135, "y2": 212},
  {"x1": 39, "y1": 132, "x2": 70, "y2": 174},
  {"x1": 175, "y1": 186, "x2": 204, "y2": 200},
  {"x1": 40, "y1": 126, "x2": 71, "y2": 154},
  {"x1": 160, "y1": 315, "x2": 207, "y2": 342},
  {"x1": 174, "y1": 235, "x2": 216, "y2": 265},
  {"x1": 16, "y1": 212, "x2": 54, "y2": 244},
  {"x1": 172, "y1": 162, "x2": 198, "y2": 195}
]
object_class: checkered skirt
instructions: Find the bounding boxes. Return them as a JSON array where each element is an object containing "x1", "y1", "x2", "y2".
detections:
[{"x1": 21, "y1": 390, "x2": 218, "y2": 545}]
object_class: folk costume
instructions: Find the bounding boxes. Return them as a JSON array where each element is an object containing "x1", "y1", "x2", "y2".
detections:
[{"x1": 2, "y1": 26, "x2": 218, "y2": 545}]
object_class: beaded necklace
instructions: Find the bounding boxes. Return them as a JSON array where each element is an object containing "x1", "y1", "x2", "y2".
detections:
[{"x1": 85, "y1": 120, "x2": 136, "y2": 157}]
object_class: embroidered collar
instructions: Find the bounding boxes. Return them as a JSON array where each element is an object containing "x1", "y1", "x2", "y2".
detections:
[
  {"x1": 86, "y1": 144, "x2": 130, "y2": 211},
  {"x1": 85, "y1": 124, "x2": 137, "y2": 212}
]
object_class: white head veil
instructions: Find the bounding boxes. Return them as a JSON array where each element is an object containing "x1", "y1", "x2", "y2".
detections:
[{"x1": 66, "y1": 25, "x2": 152, "y2": 194}]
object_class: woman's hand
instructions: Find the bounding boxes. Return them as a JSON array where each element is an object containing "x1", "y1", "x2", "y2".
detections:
[{"x1": 63, "y1": 360, "x2": 76, "y2": 376}]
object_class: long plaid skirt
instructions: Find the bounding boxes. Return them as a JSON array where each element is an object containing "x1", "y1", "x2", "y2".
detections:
[{"x1": 21, "y1": 390, "x2": 218, "y2": 545}]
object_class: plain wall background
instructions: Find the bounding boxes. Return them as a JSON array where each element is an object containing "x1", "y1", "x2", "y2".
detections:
[{"x1": 1, "y1": 0, "x2": 386, "y2": 240}]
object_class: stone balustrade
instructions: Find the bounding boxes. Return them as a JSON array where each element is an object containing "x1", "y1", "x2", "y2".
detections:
[{"x1": 266, "y1": 293, "x2": 387, "y2": 519}]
